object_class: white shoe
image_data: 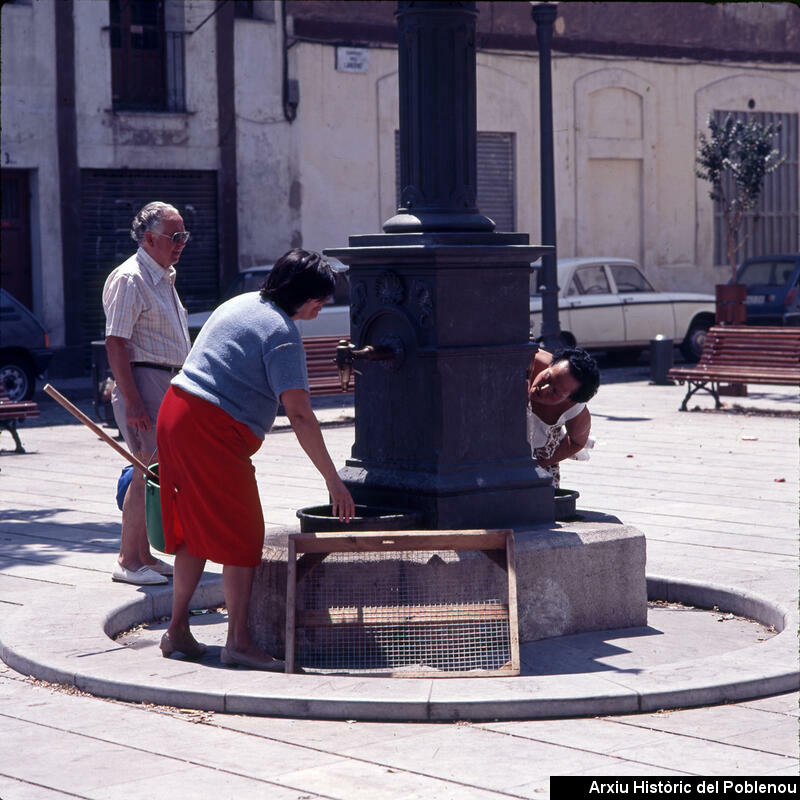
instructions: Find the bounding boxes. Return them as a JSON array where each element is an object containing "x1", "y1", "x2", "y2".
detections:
[
  {"x1": 147, "y1": 558, "x2": 174, "y2": 577},
  {"x1": 112, "y1": 563, "x2": 168, "y2": 585}
]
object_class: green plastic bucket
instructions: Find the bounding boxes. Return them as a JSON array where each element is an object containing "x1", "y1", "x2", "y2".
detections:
[{"x1": 144, "y1": 463, "x2": 166, "y2": 553}]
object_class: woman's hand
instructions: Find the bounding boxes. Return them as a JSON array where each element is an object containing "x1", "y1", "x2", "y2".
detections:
[
  {"x1": 282, "y1": 387, "x2": 355, "y2": 523},
  {"x1": 327, "y1": 476, "x2": 356, "y2": 523}
]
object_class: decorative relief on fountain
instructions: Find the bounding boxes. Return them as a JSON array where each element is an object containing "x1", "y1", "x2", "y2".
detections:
[
  {"x1": 412, "y1": 280, "x2": 434, "y2": 329},
  {"x1": 350, "y1": 280, "x2": 368, "y2": 327},
  {"x1": 376, "y1": 271, "x2": 405, "y2": 305},
  {"x1": 377, "y1": 335, "x2": 405, "y2": 371}
]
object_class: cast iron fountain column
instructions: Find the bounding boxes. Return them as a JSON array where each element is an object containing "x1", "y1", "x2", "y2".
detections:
[
  {"x1": 326, "y1": 0, "x2": 554, "y2": 528},
  {"x1": 383, "y1": 1, "x2": 493, "y2": 234}
]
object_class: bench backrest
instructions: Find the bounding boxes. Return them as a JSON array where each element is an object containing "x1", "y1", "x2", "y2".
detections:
[
  {"x1": 0, "y1": 384, "x2": 40, "y2": 419},
  {"x1": 698, "y1": 326, "x2": 800, "y2": 370},
  {"x1": 302, "y1": 335, "x2": 351, "y2": 394},
  {"x1": 304, "y1": 336, "x2": 340, "y2": 374}
]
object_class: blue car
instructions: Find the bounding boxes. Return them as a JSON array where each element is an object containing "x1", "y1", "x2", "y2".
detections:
[
  {"x1": 0, "y1": 289, "x2": 53, "y2": 401},
  {"x1": 738, "y1": 254, "x2": 800, "y2": 326}
]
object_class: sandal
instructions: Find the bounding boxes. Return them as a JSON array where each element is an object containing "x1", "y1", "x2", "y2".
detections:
[{"x1": 160, "y1": 631, "x2": 208, "y2": 660}]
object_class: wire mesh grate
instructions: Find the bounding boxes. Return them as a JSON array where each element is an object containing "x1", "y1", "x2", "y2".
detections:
[{"x1": 293, "y1": 549, "x2": 515, "y2": 676}]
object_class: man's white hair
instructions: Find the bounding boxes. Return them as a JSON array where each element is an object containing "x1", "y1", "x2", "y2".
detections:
[{"x1": 130, "y1": 202, "x2": 180, "y2": 244}]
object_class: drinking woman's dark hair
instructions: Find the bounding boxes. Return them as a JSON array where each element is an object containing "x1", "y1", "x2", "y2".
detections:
[
  {"x1": 550, "y1": 347, "x2": 600, "y2": 403},
  {"x1": 260, "y1": 248, "x2": 336, "y2": 316}
]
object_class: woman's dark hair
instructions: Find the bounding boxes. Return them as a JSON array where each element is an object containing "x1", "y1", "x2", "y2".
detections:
[
  {"x1": 550, "y1": 347, "x2": 600, "y2": 403},
  {"x1": 260, "y1": 248, "x2": 336, "y2": 315}
]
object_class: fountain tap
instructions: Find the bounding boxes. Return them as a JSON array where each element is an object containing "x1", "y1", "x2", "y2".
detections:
[{"x1": 336, "y1": 338, "x2": 403, "y2": 391}]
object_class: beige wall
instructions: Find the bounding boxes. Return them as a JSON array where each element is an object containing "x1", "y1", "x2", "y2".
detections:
[
  {"x1": 234, "y1": 7, "x2": 297, "y2": 266},
  {"x1": 294, "y1": 43, "x2": 389, "y2": 251},
  {"x1": 291, "y1": 40, "x2": 799, "y2": 294},
  {"x1": 0, "y1": 0, "x2": 64, "y2": 342}
]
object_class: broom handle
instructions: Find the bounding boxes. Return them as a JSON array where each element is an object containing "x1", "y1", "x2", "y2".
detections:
[{"x1": 43, "y1": 383, "x2": 159, "y2": 483}]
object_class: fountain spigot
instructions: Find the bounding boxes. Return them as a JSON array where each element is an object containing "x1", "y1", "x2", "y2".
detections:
[
  {"x1": 336, "y1": 339, "x2": 354, "y2": 392},
  {"x1": 336, "y1": 338, "x2": 402, "y2": 391}
]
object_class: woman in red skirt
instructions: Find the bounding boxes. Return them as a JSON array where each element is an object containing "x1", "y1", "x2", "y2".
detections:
[{"x1": 157, "y1": 249, "x2": 354, "y2": 670}]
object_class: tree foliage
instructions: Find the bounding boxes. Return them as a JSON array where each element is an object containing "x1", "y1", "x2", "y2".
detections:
[{"x1": 696, "y1": 113, "x2": 784, "y2": 282}]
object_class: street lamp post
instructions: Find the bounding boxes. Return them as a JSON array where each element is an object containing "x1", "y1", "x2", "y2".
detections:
[{"x1": 531, "y1": 2, "x2": 562, "y2": 352}]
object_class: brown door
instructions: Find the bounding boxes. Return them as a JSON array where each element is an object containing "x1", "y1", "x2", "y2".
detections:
[
  {"x1": 0, "y1": 169, "x2": 32, "y2": 309},
  {"x1": 110, "y1": 0, "x2": 166, "y2": 111}
]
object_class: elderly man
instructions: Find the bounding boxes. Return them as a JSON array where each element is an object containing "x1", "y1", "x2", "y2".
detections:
[{"x1": 103, "y1": 201, "x2": 192, "y2": 585}]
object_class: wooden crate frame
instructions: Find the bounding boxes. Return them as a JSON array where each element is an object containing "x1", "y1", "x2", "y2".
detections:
[{"x1": 285, "y1": 529, "x2": 519, "y2": 678}]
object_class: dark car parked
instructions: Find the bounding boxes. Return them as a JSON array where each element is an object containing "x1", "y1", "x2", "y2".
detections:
[
  {"x1": 0, "y1": 288, "x2": 53, "y2": 401},
  {"x1": 737, "y1": 254, "x2": 800, "y2": 326}
]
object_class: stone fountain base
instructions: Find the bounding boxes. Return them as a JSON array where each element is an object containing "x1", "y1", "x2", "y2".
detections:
[{"x1": 248, "y1": 510, "x2": 647, "y2": 659}]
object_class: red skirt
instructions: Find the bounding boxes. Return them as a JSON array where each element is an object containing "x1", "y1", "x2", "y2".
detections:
[{"x1": 156, "y1": 385, "x2": 264, "y2": 567}]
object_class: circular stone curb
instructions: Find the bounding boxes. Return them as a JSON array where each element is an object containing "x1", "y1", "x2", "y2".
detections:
[{"x1": 0, "y1": 574, "x2": 796, "y2": 721}]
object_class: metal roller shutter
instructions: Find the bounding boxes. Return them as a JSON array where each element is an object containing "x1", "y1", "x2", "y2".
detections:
[
  {"x1": 79, "y1": 169, "x2": 219, "y2": 353},
  {"x1": 395, "y1": 130, "x2": 516, "y2": 231}
]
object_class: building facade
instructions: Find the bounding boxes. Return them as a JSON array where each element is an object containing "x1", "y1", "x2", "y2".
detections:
[{"x1": 1, "y1": 0, "x2": 798, "y2": 374}]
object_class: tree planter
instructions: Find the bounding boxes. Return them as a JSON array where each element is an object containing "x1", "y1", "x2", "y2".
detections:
[{"x1": 715, "y1": 284, "x2": 747, "y2": 325}]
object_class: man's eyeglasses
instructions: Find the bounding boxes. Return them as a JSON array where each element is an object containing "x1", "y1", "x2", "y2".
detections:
[{"x1": 152, "y1": 230, "x2": 191, "y2": 245}]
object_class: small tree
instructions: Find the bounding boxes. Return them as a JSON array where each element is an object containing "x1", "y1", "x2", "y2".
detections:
[{"x1": 695, "y1": 113, "x2": 784, "y2": 283}]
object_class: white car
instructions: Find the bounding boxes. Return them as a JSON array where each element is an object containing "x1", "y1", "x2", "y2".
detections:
[
  {"x1": 530, "y1": 257, "x2": 716, "y2": 361},
  {"x1": 187, "y1": 265, "x2": 351, "y2": 339}
]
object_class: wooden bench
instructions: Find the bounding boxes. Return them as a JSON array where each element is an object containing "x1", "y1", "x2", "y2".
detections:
[
  {"x1": 0, "y1": 385, "x2": 40, "y2": 453},
  {"x1": 667, "y1": 325, "x2": 800, "y2": 411},
  {"x1": 304, "y1": 335, "x2": 352, "y2": 397}
]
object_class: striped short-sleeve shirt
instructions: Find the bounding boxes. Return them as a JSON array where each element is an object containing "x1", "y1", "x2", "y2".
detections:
[{"x1": 103, "y1": 248, "x2": 191, "y2": 367}]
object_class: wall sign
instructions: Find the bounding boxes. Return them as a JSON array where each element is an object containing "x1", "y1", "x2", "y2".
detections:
[{"x1": 336, "y1": 47, "x2": 369, "y2": 74}]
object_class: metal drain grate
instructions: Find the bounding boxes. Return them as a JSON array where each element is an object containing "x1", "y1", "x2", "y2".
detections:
[{"x1": 285, "y1": 530, "x2": 519, "y2": 678}]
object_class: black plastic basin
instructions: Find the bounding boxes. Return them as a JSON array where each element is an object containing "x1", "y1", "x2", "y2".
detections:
[
  {"x1": 554, "y1": 488, "x2": 580, "y2": 520},
  {"x1": 297, "y1": 505, "x2": 425, "y2": 533}
]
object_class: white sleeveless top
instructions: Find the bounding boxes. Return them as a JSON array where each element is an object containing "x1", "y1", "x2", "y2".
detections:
[{"x1": 526, "y1": 402, "x2": 586, "y2": 450}]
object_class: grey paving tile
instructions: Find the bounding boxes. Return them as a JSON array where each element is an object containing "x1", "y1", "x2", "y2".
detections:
[
  {"x1": 0, "y1": 715, "x2": 184, "y2": 794},
  {"x1": 2, "y1": 679, "x2": 344, "y2": 785},
  {"x1": 275, "y1": 756, "x2": 510, "y2": 800},
  {"x1": 630, "y1": 527, "x2": 797, "y2": 558},
  {"x1": 391, "y1": 786, "x2": 528, "y2": 800},
  {"x1": 764, "y1": 764, "x2": 800, "y2": 777},
  {"x1": 720, "y1": 718, "x2": 800, "y2": 758},
  {"x1": 740, "y1": 693, "x2": 800, "y2": 717},
  {"x1": 567, "y1": 761, "x2": 692, "y2": 776},
  {"x1": 0, "y1": 558, "x2": 84, "y2": 585},
  {"x1": 0, "y1": 775, "x2": 88, "y2": 800},
  {"x1": 327, "y1": 724, "x2": 610, "y2": 791},
  {"x1": 218, "y1": 713, "x2": 434, "y2": 751},
  {"x1": 88, "y1": 767, "x2": 328, "y2": 800},
  {"x1": 81, "y1": 713, "x2": 346, "y2": 781},
  {"x1": 613, "y1": 701, "x2": 798, "y2": 746},
  {"x1": 481, "y1": 717, "x2": 694, "y2": 757},
  {"x1": 606, "y1": 736, "x2": 795, "y2": 775}
]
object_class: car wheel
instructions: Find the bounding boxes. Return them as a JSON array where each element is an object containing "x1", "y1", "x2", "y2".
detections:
[
  {"x1": 680, "y1": 322, "x2": 709, "y2": 362},
  {"x1": 0, "y1": 358, "x2": 36, "y2": 401}
]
